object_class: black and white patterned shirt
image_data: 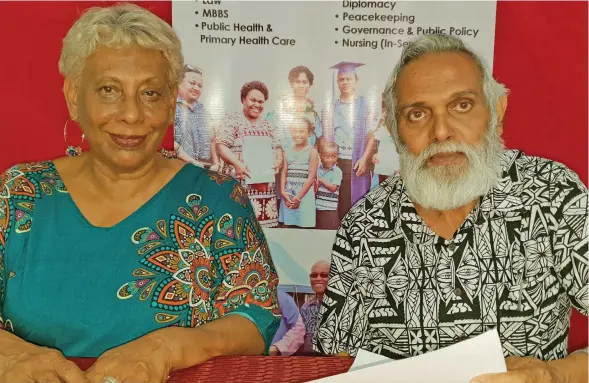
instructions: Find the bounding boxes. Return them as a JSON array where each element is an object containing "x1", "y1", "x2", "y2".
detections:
[{"x1": 314, "y1": 149, "x2": 588, "y2": 361}]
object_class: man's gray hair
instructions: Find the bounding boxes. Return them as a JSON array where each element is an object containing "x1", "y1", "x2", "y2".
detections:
[{"x1": 383, "y1": 34, "x2": 509, "y2": 144}]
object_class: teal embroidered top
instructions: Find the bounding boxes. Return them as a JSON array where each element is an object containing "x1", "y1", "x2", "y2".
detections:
[{"x1": 0, "y1": 162, "x2": 281, "y2": 357}]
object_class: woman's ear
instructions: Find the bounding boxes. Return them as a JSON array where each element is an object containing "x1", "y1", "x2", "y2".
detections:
[{"x1": 63, "y1": 78, "x2": 79, "y2": 121}]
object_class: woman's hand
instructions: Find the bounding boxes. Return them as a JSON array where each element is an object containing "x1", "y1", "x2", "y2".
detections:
[
  {"x1": 85, "y1": 334, "x2": 173, "y2": 383},
  {"x1": 209, "y1": 162, "x2": 221, "y2": 172},
  {"x1": 0, "y1": 342, "x2": 87, "y2": 383},
  {"x1": 354, "y1": 155, "x2": 370, "y2": 176},
  {"x1": 372, "y1": 153, "x2": 380, "y2": 165},
  {"x1": 273, "y1": 161, "x2": 282, "y2": 174},
  {"x1": 234, "y1": 161, "x2": 251, "y2": 181}
]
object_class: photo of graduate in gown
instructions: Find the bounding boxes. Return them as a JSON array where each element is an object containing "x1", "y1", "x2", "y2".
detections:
[{"x1": 321, "y1": 62, "x2": 377, "y2": 220}]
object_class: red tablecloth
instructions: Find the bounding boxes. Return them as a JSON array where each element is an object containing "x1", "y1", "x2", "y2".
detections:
[{"x1": 71, "y1": 356, "x2": 353, "y2": 383}]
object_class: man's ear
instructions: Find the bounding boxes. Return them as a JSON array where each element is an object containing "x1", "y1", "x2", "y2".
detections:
[
  {"x1": 495, "y1": 95, "x2": 508, "y2": 135},
  {"x1": 63, "y1": 78, "x2": 79, "y2": 121}
]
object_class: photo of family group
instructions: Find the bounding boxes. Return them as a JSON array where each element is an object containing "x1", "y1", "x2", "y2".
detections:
[{"x1": 173, "y1": 62, "x2": 400, "y2": 230}]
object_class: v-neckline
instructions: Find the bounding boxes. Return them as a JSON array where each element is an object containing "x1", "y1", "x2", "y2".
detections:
[{"x1": 51, "y1": 160, "x2": 190, "y2": 230}]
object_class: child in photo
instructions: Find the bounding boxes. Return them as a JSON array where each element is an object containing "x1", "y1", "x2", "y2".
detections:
[
  {"x1": 316, "y1": 142, "x2": 342, "y2": 230},
  {"x1": 279, "y1": 116, "x2": 319, "y2": 228}
]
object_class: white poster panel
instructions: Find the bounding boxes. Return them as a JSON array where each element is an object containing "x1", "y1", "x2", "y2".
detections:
[{"x1": 171, "y1": 0, "x2": 497, "y2": 291}]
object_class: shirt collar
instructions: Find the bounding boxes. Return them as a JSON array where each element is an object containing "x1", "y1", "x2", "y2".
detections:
[
  {"x1": 335, "y1": 94, "x2": 360, "y2": 106},
  {"x1": 320, "y1": 164, "x2": 337, "y2": 172},
  {"x1": 177, "y1": 96, "x2": 202, "y2": 111}
]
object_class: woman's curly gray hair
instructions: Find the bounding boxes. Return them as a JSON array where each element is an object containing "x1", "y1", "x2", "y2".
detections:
[{"x1": 58, "y1": 3, "x2": 183, "y2": 89}]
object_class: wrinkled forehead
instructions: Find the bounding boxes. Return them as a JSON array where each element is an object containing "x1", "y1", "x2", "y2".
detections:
[
  {"x1": 84, "y1": 45, "x2": 168, "y2": 84},
  {"x1": 395, "y1": 52, "x2": 484, "y2": 105}
]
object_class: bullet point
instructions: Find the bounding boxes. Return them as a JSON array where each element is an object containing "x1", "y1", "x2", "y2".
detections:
[
  {"x1": 335, "y1": 14, "x2": 339, "y2": 18},
  {"x1": 195, "y1": 24, "x2": 199, "y2": 27},
  {"x1": 335, "y1": 28, "x2": 338, "y2": 31},
  {"x1": 335, "y1": 41, "x2": 338, "y2": 44},
  {"x1": 195, "y1": 11, "x2": 199, "y2": 15}
]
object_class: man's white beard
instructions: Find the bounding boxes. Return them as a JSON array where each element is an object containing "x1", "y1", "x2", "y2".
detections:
[{"x1": 398, "y1": 127, "x2": 504, "y2": 211}]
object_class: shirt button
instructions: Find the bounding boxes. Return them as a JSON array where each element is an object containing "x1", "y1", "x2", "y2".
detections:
[
  {"x1": 453, "y1": 287, "x2": 463, "y2": 297},
  {"x1": 448, "y1": 243, "x2": 457, "y2": 252}
]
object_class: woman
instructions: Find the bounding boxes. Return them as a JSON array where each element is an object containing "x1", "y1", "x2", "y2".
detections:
[
  {"x1": 216, "y1": 81, "x2": 282, "y2": 228},
  {"x1": 0, "y1": 4, "x2": 280, "y2": 383},
  {"x1": 267, "y1": 65, "x2": 322, "y2": 149},
  {"x1": 266, "y1": 66, "x2": 322, "y2": 215}
]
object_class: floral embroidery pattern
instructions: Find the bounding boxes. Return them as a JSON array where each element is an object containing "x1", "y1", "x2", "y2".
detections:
[
  {"x1": 230, "y1": 183, "x2": 248, "y2": 208},
  {"x1": 118, "y1": 192, "x2": 280, "y2": 327},
  {"x1": 207, "y1": 170, "x2": 234, "y2": 186},
  {"x1": 265, "y1": 197, "x2": 278, "y2": 220},
  {"x1": 0, "y1": 161, "x2": 64, "y2": 334}
]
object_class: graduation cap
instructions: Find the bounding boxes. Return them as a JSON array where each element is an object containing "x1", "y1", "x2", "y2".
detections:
[
  {"x1": 329, "y1": 61, "x2": 365, "y2": 75},
  {"x1": 329, "y1": 61, "x2": 365, "y2": 106}
]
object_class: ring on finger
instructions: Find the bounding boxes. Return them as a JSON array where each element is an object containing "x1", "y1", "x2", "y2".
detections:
[{"x1": 103, "y1": 377, "x2": 120, "y2": 383}]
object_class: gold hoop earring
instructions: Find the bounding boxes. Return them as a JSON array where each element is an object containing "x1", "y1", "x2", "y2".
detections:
[{"x1": 64, "y1": 119, "x2": 85, "y2": 157}]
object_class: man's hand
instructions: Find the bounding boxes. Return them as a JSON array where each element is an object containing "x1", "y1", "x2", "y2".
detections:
[{"x1": 470, "y1": 356, "x2": 563, "y2": 383}]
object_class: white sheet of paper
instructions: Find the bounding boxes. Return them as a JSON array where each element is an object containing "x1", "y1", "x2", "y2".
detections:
[
  {"x1": 308, "y1": 329, "x2": 506, "y2": 383},
  {"x1": 373, "y1": 127, "x2": 399, "y2": 176},
  {"x1": 348, "y1": 349, "x2": 391, "y2": 371},
  {"x1": 241, "y1": 135, "x2": 274, "y2": 184}
]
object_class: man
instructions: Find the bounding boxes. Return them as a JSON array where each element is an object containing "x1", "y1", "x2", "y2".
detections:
[
  {"x1": 174, "y1": 64, "x2": 218, "y2": 169},
  {"x1": 322, "y1": 62, "x2": 378, "y2": 221},
  {"x1": 300, "y1": 260, "x2": 330, "y2": 353},
  {"x1": 269, "y1": 291, "x2": 305, "y2": 356},
  {"x1": 314, "y1": 34, "x2": 588, "y2": 382}
]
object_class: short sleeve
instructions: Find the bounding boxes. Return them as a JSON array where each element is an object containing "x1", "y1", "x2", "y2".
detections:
[
  {"x1": 0, "y1": 172, "x2": 9, "y2": 329},
  {"x1": 215, "y1": 114, "x2": 236, "y2": 148},
  {"x1": 0, "y1": 165, "x2": 22, "y2": 331},
  {"x1": 208, "y1": 176, "x2": 281, "y2": 353},
  {"x1": 551, "y1": 165, "x2": 588, "y2": 316},
  {"x1": 333, "y1": 167, "x2": 343, "y2": 187},
  {"x1": 313, "y1": 223, "x2": 370, "y2": 356},
  {"x1": 266, "y1": 120, "x2": 281, "y2": 150}
]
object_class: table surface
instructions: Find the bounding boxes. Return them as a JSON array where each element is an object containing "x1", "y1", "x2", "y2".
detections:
[{"x1": 72, "y1": 356, "x2": 354, "y2": 383}]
